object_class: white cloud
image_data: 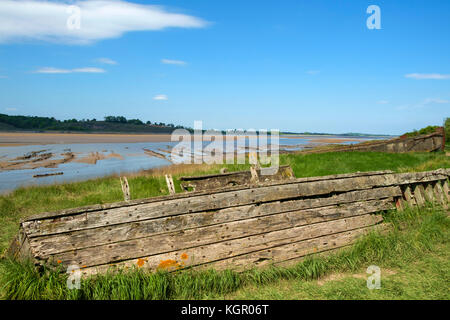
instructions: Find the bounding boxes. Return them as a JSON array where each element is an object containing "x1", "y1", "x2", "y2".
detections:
[
  {"x1": 5, "y1": 107, "x2": 17, "y2": 111},
  {"x1": 0, "y1": 0, "x2": 207, "y2": 44},
  {"x1": 422, "y1": 98, "x2": 449, "y2": 105},
  {"x1": 96, "y1": 57, "x2": 117, "y2": 65},
  {"x1": 306, "y1": 70, "x2": 320, "y2": 75},
  {"x1": 33, "y1": 67, "x2": 72, "y2": 74},
  {"x1": 153, "y1": 94, "x2": 168, "y2": 101},
  {"x1": 377, "y1": 100, "x2": 389, "y2": 104},
  {"x1": 34, "y1": 67, "x2": 105, "y2": 74},
  {"x1": 395, "y1": 98, "x2": 449, "y2": 110},
  {"x1": 71, "y1": 67, "x2": 105, "y2": 73},
  {"x1": 405, "y1": 73, "x2": 450, "y2": 80},
  {"x1": 161, "y1": 59, "x2": 187, "y2": 66}
]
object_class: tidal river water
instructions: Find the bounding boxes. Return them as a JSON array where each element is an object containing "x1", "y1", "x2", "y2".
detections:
[{"x1": 0, "y1": 135, "x2": 379, "y2": 194}]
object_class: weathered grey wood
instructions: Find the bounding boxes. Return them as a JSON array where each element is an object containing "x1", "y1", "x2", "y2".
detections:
[
  {"x1": 27, "y1": 187, "x2": 400, "y2": 256},
  {"x1": 395, "y1": 197, "x2": 405, "y2": 211},
  {"x1": 120, "y1": 177, "x2": 130, "y2": 202},
  {"x1": 413, "y1": 184, "x2": 426, "y2": 206},
  {"x1": 22, "y1": 171, "x2": 447, "y2": 240},
  {"x1": 165, "y1": 174, "x2": 176, "y2": 195},
  {"x1": 195, "y1": 223, "x2": 384, "y2": 273},
  {"x1": 433, "y1": 182, "x2": 447, "y2": 208},
  {"x1": 79, "y1": 214, "x2": 382, "y2": 276},
  {"x1": 24, "y1": 172, "x2": 414, "y2": 237},
  {"x1": 24, "y1": 169, "x2": 449, "y2": 223},
  {"x1": 442, "y1": 180, "x2": 450, "y2": 202},
  {"x1": 273, "y1": 223, "x2": 391, "y2": 269},
  {"x1": 403, "y1": 186, "x2": 417, "y2": 208},
  {"x1": 40, "y1": 202, "x2": 389, "y2": 267},
  {"x1": 31, "y1": 187, "x2": 401, "y2": 250},
  {"x1": 424, "y1": 184, "x2": 436, "y2": 203}
]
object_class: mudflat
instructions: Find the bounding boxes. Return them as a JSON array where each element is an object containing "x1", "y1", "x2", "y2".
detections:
[{"x1": 0, "y1": 132, "x2": 174, "y2": 146}]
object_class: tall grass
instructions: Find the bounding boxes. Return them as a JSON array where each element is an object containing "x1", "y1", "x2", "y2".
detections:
[{"x1": 1, "y1": 204, "x2": 448, "y2": 300}]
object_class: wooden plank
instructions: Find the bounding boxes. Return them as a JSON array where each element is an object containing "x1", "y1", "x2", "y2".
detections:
[
  {"x1": 395, "y1": 197, "x2": 405, "y2": 211},
  {"x1": 424, "y1": 183, "x2": 436, "y2": 203},
  {"x1": 79, "y1": 214, "x2": 382, "y2": 276},
  {"x1": 38, "y1": 201, "x2": 390, "y2": 267},
  {"x1": 433, "y1": 182, "x2": 448, "y2": 208},
  {"x1": 403, "y1": 186, "x2": 417, "y2": 208},
  {"x1": 273, "y1": 223, "x2": 391, "y2": 269},
  {"x1": 413, "y1": 184, "x2": 426, "y2": 207},
  {"x1": 442, "y1": 180, "x2": 450, "y2": 202},
  {"x1": 28, "y1": 189, "x2": 398, "y2": 255},
  {"x1": 23, "y1": 172, "x2": 407, "y2": 237}
]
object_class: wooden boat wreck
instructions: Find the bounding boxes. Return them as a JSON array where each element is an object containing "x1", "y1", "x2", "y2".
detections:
[
  {"x1": 300, "y1": 127, "x2": 446, "y2": 154},
  {"x1": 7, "y1": 167, "x2": 450, "y2": 277}
]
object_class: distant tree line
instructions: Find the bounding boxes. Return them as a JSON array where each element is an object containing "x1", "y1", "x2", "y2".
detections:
[{"x1": 0, "y1": 113, "x2": 192, "y2": 133}]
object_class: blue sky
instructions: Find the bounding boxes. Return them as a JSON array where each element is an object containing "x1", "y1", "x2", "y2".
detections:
[{"x1": 0, "y1": 0, "x2": 449, "y2": 135}]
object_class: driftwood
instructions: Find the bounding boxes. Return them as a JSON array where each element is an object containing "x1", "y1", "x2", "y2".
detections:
[
  {"x1": 33, "y1": 172, "x2": 63, "y2": 178},
  {"x1": 7, "y1": 168, "x2": 450, "y2": 277}
]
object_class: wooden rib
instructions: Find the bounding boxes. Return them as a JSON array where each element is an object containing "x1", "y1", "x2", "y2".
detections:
[
  {"x1": 424, "y1": 183, "x2": 436, "y2": 203},
  {"x1": 403, "y1": 186, "x2": 417, "y2": 208},
  {"x1": 413, "y1": 184, "x2": 426, "y2": 207},
  {"x1": 433, "y1": 182, "x2": 448, "y2": 208},
  {"x1": 442, "y1": 180, "x2": 450, "y2": 202}
]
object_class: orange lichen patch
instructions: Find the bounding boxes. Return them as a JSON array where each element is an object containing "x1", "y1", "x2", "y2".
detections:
[
  {"x1": 180, "y1": 253, "x2": 188, "y2": 260},
  {"x1": 82, "y1": 265, "x2": 87, "y2": 268},
  {"x1": 157, "y1": 259, "x2": 181, "y2": 270},
  {"x1": 136, "y1": 258, "x2": 148, "y2": 268}
]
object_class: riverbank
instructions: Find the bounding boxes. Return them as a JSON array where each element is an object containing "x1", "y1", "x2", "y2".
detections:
[{"x1": 0, "y1": 132, "x2": 174, "y2": 146}]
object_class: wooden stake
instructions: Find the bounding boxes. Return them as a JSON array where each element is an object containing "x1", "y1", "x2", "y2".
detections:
[
  {"x1": 165, "y1": 174, "x2": 176, "y2": 195},
  {"x1": 120, "y1": 177, "x2": 130, "y2": 202}
]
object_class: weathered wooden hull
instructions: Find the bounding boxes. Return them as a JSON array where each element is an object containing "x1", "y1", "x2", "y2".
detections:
[
  {"x1": 302, "y1": 128, "x2": 445, "y2": 154},
  {"x1": 8, "y1": 168, "x2": 450, "y2": 277}
]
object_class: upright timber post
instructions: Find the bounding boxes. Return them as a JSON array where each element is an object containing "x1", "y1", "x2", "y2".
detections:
[
  {"x1": 165, "y1": 174, "x2": 176, "y2": 195},
  {"x1": 120, "y1": 177, "x2": 131, "y2": 201}
]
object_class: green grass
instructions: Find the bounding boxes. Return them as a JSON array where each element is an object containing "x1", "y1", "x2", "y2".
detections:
[{"x1": 0, "y1": 203, "x2": 448, "y2": 300}]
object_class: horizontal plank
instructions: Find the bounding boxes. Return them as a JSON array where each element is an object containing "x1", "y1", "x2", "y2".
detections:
[
  {"x1": 80, "y1": 215, "x2": 382, "y2": 277},
  {"x1": 28, "y1": 187, "x2": 399, "y2": 254}
]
